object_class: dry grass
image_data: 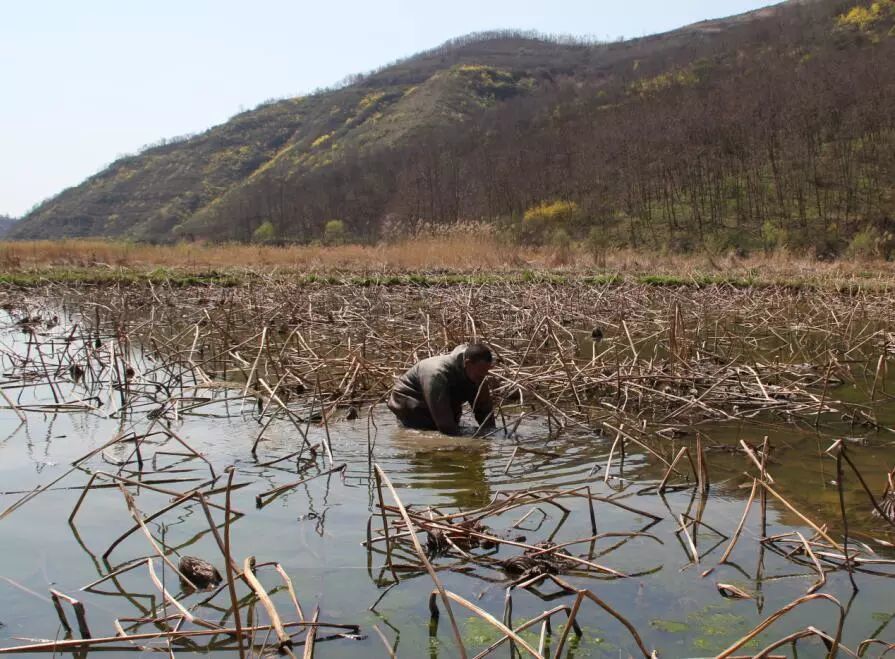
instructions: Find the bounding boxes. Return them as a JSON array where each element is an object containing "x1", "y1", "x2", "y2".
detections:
[
  {"x1": 2, "y1": 237, "x2": 895, "y2": 287},
  {"x1": 0, "y1": 237, "x2": 533, "y2": 271}
]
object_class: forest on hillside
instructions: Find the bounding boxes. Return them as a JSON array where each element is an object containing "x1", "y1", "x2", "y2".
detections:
[{"x1": 196, "y1": 1, "x2": 895, "y2": 259}]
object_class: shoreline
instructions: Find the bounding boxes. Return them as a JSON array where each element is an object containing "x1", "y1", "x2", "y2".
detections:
[{"x1": 0, "y1": 265, "x2": 893, "y2": 293}]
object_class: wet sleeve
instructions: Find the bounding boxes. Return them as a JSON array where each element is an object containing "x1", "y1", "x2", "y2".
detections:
[
  {"x1": 422, "y1": 372, "x2": 460, "y2": 435},
  {"x1": 472, "y1": 380, "x2": 495, "y2": 429}
]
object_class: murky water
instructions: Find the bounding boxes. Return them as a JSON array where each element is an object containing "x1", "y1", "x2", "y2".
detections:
[{"x1": 2, "y1": 295, "x2": 895, "y2": 657}]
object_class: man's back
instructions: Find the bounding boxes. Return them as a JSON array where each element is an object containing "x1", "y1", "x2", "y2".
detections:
[
  {"x1": 388, "y1": 344, "x2": 493, "y2": 435},
  {"x1": 392, "y1": 346, "x2": 470, "y2": 414}
]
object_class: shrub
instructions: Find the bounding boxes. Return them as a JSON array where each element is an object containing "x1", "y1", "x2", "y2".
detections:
[
  {"x1": 847, "y1": 227, "x2": 882, "y2": 260},
  {"x1": 252, "y1": 220, "x2": 276, "y2": 243},
  {"x1": 323, "y1": 219, "x2": 346, "y2": 245},
  {"x1": 760, "y1": 221, "x2": 788, "y2": 254},
  {"x1": 521, "y1": 200, "x2": 580, "y2": 244},
  {"x1": 705, "y1": 228, "x2": 757, "y2": 259},
  {"x1": 311, "y1": 132, "x2": 334, "y2": 149},
  {"x1": 837, "y1": 0, "x2": 894, "y2": 30},
  {"x1": 524, "y1": 200, "x2": 580, "y2": 224},
  {"x1": 629, "y1": 66, "x2": 699, "y2": 95}
]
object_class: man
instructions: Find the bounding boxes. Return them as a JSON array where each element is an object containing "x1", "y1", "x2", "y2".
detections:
[{"x1": 387, "y1": 343, "x2": 496, "y2": 436}]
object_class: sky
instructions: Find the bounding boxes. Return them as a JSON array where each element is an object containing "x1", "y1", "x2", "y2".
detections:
[{"x1": 0, "y1": 1, "x2": 776, "y2": 218}]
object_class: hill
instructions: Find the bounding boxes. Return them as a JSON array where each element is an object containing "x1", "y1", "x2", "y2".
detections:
[
  {"x1": 0, "y1": 216, "x2": 17, "y2": 238},
  {"x1": 9, "y1": 0, "x2": 895, "y2": 258}
]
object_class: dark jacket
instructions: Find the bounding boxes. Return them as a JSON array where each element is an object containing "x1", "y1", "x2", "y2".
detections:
[{"x1": 387, "y1": 344, "x2": 494, "y2": 435}]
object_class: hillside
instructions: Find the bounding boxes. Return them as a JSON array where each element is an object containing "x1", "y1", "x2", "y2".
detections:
[
  {"x1": 9, "y1": 0, "x2": 895, "y2": 257},
  {"x1": 0, "y1": 216, "x2": 17, "y2": 238}
]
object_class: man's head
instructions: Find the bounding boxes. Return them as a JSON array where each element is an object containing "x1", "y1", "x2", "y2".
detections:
[{"x1": 463, "y1": 343, "x2": 494, "y2": 384}]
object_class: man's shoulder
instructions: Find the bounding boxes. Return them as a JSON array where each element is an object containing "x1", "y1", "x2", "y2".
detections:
[
  {"x1": 423, "y1": 346, "x2": 464, "y2": 365},
  {"x1": 419, "y1": 349, "x2": 464, "y2": 379},
  {"x1": 418, "y1": 352, "x2": 452, "y2": 374}
]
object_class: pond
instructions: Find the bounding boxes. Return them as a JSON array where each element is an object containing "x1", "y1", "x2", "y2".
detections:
[{"x1": 1, "y1": 282, "x2": 894, "y2": 657}]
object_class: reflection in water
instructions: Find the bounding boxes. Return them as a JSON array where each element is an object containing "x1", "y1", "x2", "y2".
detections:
[
  {"x1": 409, "y1": 446, "x2": 491, "y2": 510},
  {"x1": 387, "y1": 426, "x2": 492, "y2": 509},
  {"x1": 7, "y1": 304, "x2": 895, "y2": 657}
]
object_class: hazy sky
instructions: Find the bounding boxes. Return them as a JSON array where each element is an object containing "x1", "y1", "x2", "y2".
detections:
[{"x1": 0, "y1": 1, "x2": 776, "y2": 217}]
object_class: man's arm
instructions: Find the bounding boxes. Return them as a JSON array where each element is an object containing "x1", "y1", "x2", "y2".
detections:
[
  {"x1": 472, "y1": 380, "x2": 495, "y2": 429},
  {"x1": 423, "y1": 374, "x2": 460, "y2": 435}
]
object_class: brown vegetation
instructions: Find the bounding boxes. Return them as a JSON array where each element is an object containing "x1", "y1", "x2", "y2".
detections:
[
  {"x1": 3, "y1": 237, "x2": 895, "y2": 290},
  {"x1": 2, "y1": 279, "x2": 895, "y2": 655}
]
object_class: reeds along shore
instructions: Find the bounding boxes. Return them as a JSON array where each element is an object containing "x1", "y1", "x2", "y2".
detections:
[
  {"x1": 0, "y1": 279, "x2": 894, "y2": 656},
  {"x1": 3, "y1": 237, "x2": 895, "y2": 288}
]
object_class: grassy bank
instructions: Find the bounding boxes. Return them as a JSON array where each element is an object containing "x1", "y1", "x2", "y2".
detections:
[{"x1": 2, "y1": 238, "x2": 895, "y2": 291}]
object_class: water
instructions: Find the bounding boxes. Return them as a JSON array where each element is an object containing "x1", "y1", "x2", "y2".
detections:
[{"x1": 2, "y1": 297, "x2": 895, "y2": 657}]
